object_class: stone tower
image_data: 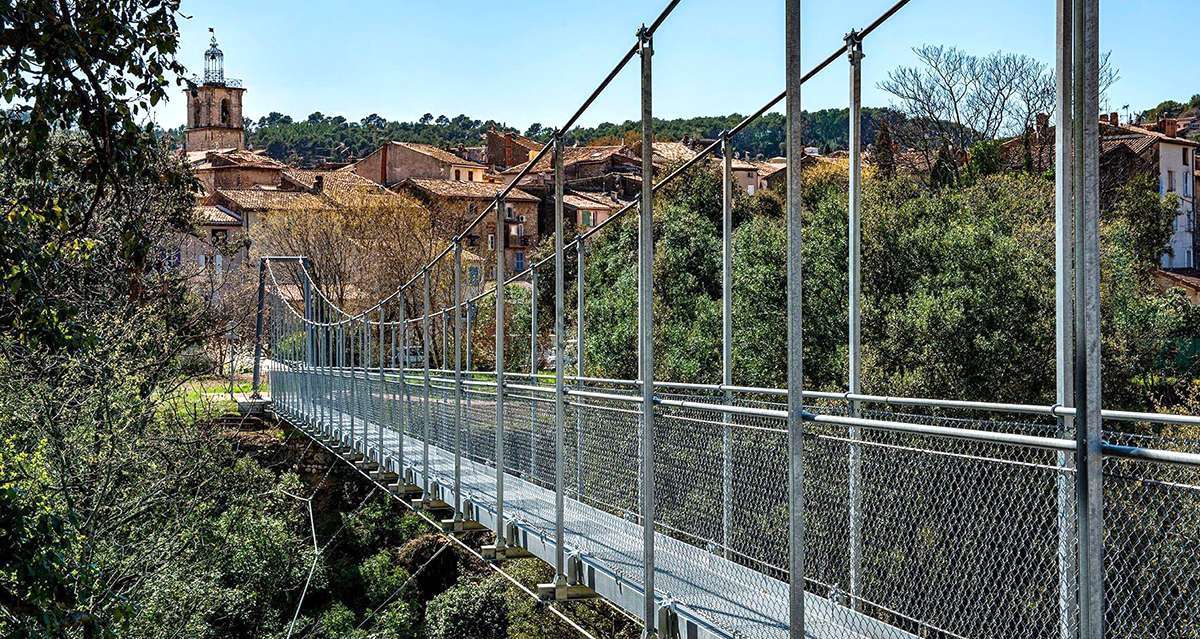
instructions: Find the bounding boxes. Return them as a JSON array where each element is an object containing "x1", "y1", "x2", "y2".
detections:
[{"x1": 184, "y1": 29, "x2": 246, "y2": 152}]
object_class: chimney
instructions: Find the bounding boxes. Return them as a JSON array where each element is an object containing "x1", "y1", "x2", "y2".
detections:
[
  {"x1": 1165, "y1": 118, "x2": 1179, "y2": 138},
  {"x1": 312, "y1": 175, "x2": 324, "y2": 194},
  {"x1": 1035, "y1": 113, "x2": 1050, "y2": 138},
  {"x1": 380, "y1": 142, "x2": 389, "y2": 185},
  {"x1": 1109, "y1": 112, "x2": 1119, "y2": 126}
]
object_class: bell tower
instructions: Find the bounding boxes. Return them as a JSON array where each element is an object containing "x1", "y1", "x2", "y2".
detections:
[{"x1": 184, "y1": 28, "x2": 246, "y2": 152}]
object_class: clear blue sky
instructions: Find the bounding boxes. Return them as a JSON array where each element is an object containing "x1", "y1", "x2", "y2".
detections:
[{"x1": 154, "y1": 0, "x2": 1197, "y2": 131}]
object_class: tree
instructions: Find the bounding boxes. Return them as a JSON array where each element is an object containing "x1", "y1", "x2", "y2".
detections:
[
  {"x1": 425, "y1": 582, "x2": 508, "y2": 639},
  {"x1": 880, "y1": 45, "x2": 1117, "y2": 180},
  {"x1": 873, "y1": 120, "x2": 897, "y2": 179}
]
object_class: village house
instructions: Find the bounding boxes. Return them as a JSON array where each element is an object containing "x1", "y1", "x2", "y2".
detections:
[
  {"x1": 353, "y1": 141, "x2": 490, "y2": 186},
  {"x1": 397, "y1": 178, "x2": 540, "y2": 277},
  {"x1": 486, "y1": 129, "x2": 543, "y2": 170},
  {"x1": 563, "y1": 191, "x2": 624, "y2": 232},
  {"x1": 502, "y1": 145, "x2": 641, "y2": 237},
  {"x1": 1002, "y1": 112, "x2": 1198, "y2": 269}
]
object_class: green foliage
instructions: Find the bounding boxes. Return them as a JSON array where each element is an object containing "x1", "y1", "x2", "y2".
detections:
[
  {"x1": 1106, "y1": 173, "x2": 1178, "y2": 267},
  {"x1": 1, "y1": 0, "x2": 193, "y2": 348},
  {"x1": 424, "y1": 581, "x2": 509, "y2": 639},
  {"x1": 964, "y1": 140, "x2": 1004, "y2": 183}
]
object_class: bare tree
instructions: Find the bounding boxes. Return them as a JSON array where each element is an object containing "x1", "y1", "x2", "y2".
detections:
[{"x1": 881, "y1": 45, "x2": 1120, "y2": 179}]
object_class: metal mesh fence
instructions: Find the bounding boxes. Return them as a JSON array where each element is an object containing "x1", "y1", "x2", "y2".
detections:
[{"x1": 265, "y1": 364, "x2": 1200, "y2": 639}]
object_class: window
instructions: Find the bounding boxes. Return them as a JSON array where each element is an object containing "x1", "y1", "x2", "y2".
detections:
[
  {"x1": 581, "y1": 210, "x2": 593, "y2": 228},
  {"x1": 506, "y1": 205, "x2": 515, "y2": 218},
  {"x1": 468, "y1": 171, "x2": 475, "y2": 181},
  {"x1": 455, "y1": 169, "x2": 461, "y2": 180},
  {"x1": 468, "y1": 203, "x2": 477, "y2": 215},
  {"x1": 488, "y1": 234, "x2": 495, "y2": 250},
  {"x1": 1168, "y1": 170, "x2": 1176, "y2": 193},
  {"x1": 1189, "y1": 249, "x2": 1194, "y2": 268},
  {"x1": 1184, "y1": 148, "x2": 1190, "y2": 167},
  {"x1": 468, "y1": 266, "x2": 481, "y2": 285},
  {"x1": 515, "y1": 251, "x2": 526, "y2": 271},
  {"x1": 220, "y1": 98, "x2": 230, "y2": 125},
  {"x1": 516, "y1": 223, "x2": 525, "y2": 237}
]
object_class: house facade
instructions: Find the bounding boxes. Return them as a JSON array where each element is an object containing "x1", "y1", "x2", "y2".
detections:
[
  {"x1": 353, "y1": 141, "x2": 489, "y2": 187},
  {"x1": 486, "y1": 129, "x2": 542, "y2": 170},
  {"x1": 398, "y1": 178, "x2": 540, "y2": 277}
]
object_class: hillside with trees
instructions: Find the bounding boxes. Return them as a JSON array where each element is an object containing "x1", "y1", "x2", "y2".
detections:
[{"x1": 245, "y1": 108, "x2": 906, "y2": 167}]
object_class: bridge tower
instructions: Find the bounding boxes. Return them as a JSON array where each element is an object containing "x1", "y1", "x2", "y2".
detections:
[{"x1": 184, "y1": 28, "x2": 246, "y2": 152}]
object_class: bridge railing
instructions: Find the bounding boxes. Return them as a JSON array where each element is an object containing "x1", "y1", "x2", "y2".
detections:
[{"x1": 251, "y1": 0, "x2": 1200, "y2": 637}]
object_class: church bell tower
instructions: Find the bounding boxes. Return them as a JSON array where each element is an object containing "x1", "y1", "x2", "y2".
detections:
[{"x1": 184, "y1": 29, "x2": 246, "y2": 152}]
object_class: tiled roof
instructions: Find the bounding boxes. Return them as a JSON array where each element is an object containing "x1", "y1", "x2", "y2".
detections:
[
  {"x1": 651, "y1": 141, "x2": 698, "y2": 164},
  {"x1": 188, "y1": 148, "x2": 286, "y2": 170},
  {"x1": 394, "y1": 142, "x2": 487, "y2": 168},
  {"x1": 403, "y1": 178, "x2": 539, "y2": 202},
  {"x1": 283, "y1": 169, "x2": 426, "y2": 209},
  {"x1": 194, "y1": 204, "x2": 242, "y2": 226},
  {"x1": 562, "y1": 192, "x2": 617, "y2": 211},
  {"x1": 502, "y1": 145, "x2": 635, "y2": 175},
  {"x1": 216, "y1": 188, "x2": 333, "y2": 212}
]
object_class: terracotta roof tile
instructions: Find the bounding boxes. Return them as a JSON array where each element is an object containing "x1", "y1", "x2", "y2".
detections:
[
  {"x1": 502, "y1": 145, "x2": 636, "y2": 175},
  {"x1": 403, "y1": 178, "x2": 539, "y2": 202},
  {"x1": 394, "y1": 142, "x2": 487, "y2": 169},
  {"x1": 194, "y1": 204, "x2": 242, "y2": 226},
  {"x1": 216, "y1": 188, "x2": 333, "y2": 212}
]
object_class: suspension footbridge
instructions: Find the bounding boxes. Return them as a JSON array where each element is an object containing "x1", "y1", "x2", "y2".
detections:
[{"x1": 248, "y1": 1, "x2": 1200, "y2": 637}]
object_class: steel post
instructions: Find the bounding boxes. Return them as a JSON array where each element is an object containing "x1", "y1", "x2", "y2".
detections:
[
  {"x1": 553, "y1": 134, "x2": 568, "y2": 582},
  {"x1": 349, "y1": 318, "x2": 357, "y2": 451},
  {"x1": 637, "y1": 25, "x2": 657, "y2": 638},
  {"x1": 495, "y1": 194, "x2": 508, "y2": 550},
  {"x1": 466, "y1": 301, "x2": 475, "y2": 461},
  {"x1": 453, "y1": 241, "x2": 464, "y2": 515},
  {"x1": 1072, "y1": 0, "x2": 1103, "y2": 635},
  {"x1": 720, "y1": 132, "x2": 734, "y2": 561},
  {"x1": 530, "y1": 269, "x2": 539, "y2": 478},
  {"x1": 1053, "y1": 3, "x2": 1078, "y2": 636},
  {"x1": 399, "y1": 290, "x2": 408, "y2": 473},
  {"x1": 251, "y1": 258, "x2": 267, "y2": 398},
  {"x1": 302, "y1": 262, "x2": 314, "y2": 424},
  {"x1": 845, "y1": 29, "x2": 864, "y2": 611},
  {"x1": 378, "y1": 307, "x2": 385, "y2": 461},
  {"x1": 575, "y1": 241, "x2": 586, "y2": 501},
  {"x1": 423, "y1": 269, "x2": 433, "y2": 494},
  {"x1": 784, "y1": 0, "x2": 806, "y2": 636}
]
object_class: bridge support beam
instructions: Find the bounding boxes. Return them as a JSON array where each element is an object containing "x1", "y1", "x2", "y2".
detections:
[
  {"x1": 422, "y1": 268, "x2": 433, "y2": 498},
  {"x1": 453, "y1": 240, "x2": 464, "y2": 517},
  {"x1": 553, "y1": 132, "x2": 569, "y2": 586},
  {"x1": 637, "y1": 23, "x2": 657, "y2": 639},
  {"x1": 1068, "y1": 0, "x2": 1105, "y2": 636},
  {"x1": 784, "y1": 0, "x2": 807, "y2": 637},
  {"x1": 251, "y1": 257, "x2": 267, "y2": 399},
  {"x1": 575, "y1": 240, "x2": 586, "y2": 502},
  {"x1": 487, "y1": 192, "x2": 509, "y2": 558},
  {"x1": 845, "y1": 28, "x2": 864, "y2": 612},
  {"x1": 720, "y1": 132, "x2": 734, "y2": 562}
]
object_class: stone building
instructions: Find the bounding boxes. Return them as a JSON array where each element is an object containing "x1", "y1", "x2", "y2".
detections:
[
  {"x1": 184, "y1": 30, "x2": 246, "y2": 152},
  {"x1": 353, "y1": 141, "x2": 490, "y2": 186},
  {"x1": 486, "y1": 129, "x2": 542, "y2": 170},
  {"x1": 398, "y1": 178, "x2": 540, "y2": 277}
]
